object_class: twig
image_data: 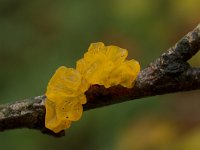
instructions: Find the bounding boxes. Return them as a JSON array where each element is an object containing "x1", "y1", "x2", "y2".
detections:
[{"x1": 0, "y1": 24, "x2": 199, "y2": 137}]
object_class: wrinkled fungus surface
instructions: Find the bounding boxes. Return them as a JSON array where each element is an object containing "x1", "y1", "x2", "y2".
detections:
[{"x1": 45, "y1": 42, "x2": 140, "y2": 133}]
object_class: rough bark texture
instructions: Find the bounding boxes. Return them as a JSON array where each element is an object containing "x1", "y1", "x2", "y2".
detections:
[{"x1": 0, "y1": 24, "x2": 200, "y2": 137}]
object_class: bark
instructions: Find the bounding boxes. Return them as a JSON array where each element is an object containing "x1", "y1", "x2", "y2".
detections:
[{"x1": 0, "y1": 24, "x2": 200, "y2": 137}]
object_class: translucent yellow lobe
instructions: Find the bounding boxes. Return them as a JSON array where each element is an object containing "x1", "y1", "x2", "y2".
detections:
[
  {"x1": 45, "y1": 66, "x2": 86, "y2": 133},
  {"x1": 45, "y1": 42, "x2": 140, "y2": 133},
  {"x1": 76, "y1": 42, "x2": 140, "y2": 88}
]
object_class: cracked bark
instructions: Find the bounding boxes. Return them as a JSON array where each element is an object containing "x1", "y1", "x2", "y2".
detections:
[{"x1": 0, "y1": 24, "x2": 199, "y2": 137}]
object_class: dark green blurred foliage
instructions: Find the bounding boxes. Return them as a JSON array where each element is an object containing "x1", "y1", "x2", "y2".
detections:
[{"x1": 0, "y1": 0, "x2": 200, "y2": 150}]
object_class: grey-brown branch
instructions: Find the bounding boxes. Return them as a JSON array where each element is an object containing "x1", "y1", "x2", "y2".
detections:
[{"x1": 0, "y1": 24, "x2": 200, "y2": 137}]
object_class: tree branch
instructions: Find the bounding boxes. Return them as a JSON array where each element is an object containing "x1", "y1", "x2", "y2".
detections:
[{"x1": 0, "y1": 24, "x2": 199, "y2": 137}]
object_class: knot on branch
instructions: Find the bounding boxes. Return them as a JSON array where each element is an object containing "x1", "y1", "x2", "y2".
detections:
[{"x1": 159, "y1": 55, "x2": 189, "y2": 75}]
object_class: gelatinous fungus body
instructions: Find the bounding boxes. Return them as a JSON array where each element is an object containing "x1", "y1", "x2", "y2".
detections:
[
  {"x1": 76, "y1": 42, "x2": 140, "y2": 88},
  {"x1": 45, "y1": 67, "x2": 86, "y2": 133},
  {"x1": 45, "y1": 42, "x2": 140, "y2": 133}
]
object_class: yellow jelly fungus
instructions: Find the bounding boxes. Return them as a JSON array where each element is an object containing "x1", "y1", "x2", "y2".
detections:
[
  {"x1": 45, "y1": 42, "x2": 140, "y2": 133},
  {"x1": 76, "y1": 42, "x2": 140, "y2": 88},
  {"x1": 45, "y1": 66, "x2": 87, "y2": 133}
]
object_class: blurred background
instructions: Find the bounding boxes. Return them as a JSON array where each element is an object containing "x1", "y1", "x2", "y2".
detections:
[{"x1": 0, "y1": 0, "x2": 200, "y2": 149}]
